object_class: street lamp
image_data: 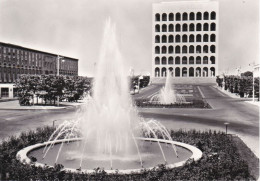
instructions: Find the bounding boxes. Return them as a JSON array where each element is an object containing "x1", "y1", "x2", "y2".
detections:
[
  {"x1": 57, "y1": 55, "x2": 65, "y2": 106},
  {"x1": 224, "y1": 122, "x2": 229, "y2": 135},
  {"x1": 249, "y1": 63, "x2": 255, "y2": 102}
]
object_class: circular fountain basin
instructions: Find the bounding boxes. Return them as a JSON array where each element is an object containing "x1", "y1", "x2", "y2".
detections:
[{"x1": 17, "y1": 138, "x2": 202, "y2": 174}]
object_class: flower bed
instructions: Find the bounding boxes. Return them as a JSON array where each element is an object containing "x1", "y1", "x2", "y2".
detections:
[{"x1": 0, "y1": 127, "x2": 255, "y2": 180}]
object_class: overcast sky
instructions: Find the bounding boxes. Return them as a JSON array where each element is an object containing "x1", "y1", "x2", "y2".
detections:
[{"x1": 0, "y1": 0, "x2": 259, "y2": 76}]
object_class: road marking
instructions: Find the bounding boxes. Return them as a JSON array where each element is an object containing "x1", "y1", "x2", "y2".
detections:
[{"x1": 197, "y1": 86, "x2": 205, "y2": 99}]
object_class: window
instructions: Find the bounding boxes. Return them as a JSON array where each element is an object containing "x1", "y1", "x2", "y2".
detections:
[
  {"x1": 189, "y1": 46, "x2": 194, "y2": 53},
  {"x1": 175, "y1": 57, "x2": 180, "y2": 64},
  {"x1": 162, "y1": 13, "x2": 167, "y2": 21},
  {"x1": 182, "y1": 24, "x2": 188, "y2": 32},
  {"x1": 190, "y1": 12, "x2": 195, "y2": 20},
  {"x1": 210, "y1": 45, "x2": 216, "y2": 53},
  {"x1": 182, "y1": 67, "x2": 188, "y2": 77},
  {"x1": 169, "y1": 35, "x2": 174, "y2": 43},
  {"x1": 162, "y1": 35, "x2": 167, "y2": 43},
  {"x1": 189, "y1": 56, "x2": 194, "y2": 64},
  {"x1": 203, "y1": 45, "x2": 208, "y2": 53},
  {"x1": 162, "y1": 57, "x2": 167, "y2": 64},
  {"x1": 182, "y1": 56, "x2": 187, "y2": 64},
  {"x1": 211, "y1": 11, "x2": 216, "y2": 20},
  {"x1": 196, "y1": 23, "x2": 202, "y2": 31},
  {"x1": 182, "y1": 46, "x2": 188, "y2": 53},
  {"x1": 204, "y1": 12, "x2": 209, "y2": 20},
  {"x1": 155, "y1": 14, "x2": 160, "y2": 21},
  {"x1": 196, "y1": 56, "x2": 201, "y2": 64},
  {"x1": 175, "y1": 46, "x2": 180, "y2": 54},
  {"x1": 155, "y1": 46, "x2": 160, "y2": 54},
  {"x1": 155, "y1": 24, "x2": 160, "y2": 32},
  {"x1": 169, "y1": 13, "x2": 174, "y2": 21},
  {"x1": 189, "y1": 24, "x2": 195, "y2": 31},
  {"x1": 162, "y1": 46, "x2": 167, "y2": 54},
  {"x1": 196, "y1": 12, "x2": 202, "y2": 20},
  {"x1": 196, "y1": 45, "x2": 201, "y2": 53},
  {"x1": 203, "y1": 56, "x2": 208, "y2": 64},
  {"x1": 189, "y1": 35, "x2": 194, "y2": 42},
  {"x1": 183, "y1": 13, "x2": 188, "y2": 21},
  {"x1": 210, "y1": 34, "x2": 216, "y2": 42},
  {"x1": 169, "y1": 24, "x2": 174, "y2": 32},
  {"x1": 176, "y1": 35, "x2": 181, "y2": 42},
  {"x1": 196, "y1": 34, "x2": 201, "y2": 42},
  {"x1": 203, "y1": 34, "x2": 208, "y2": 42},
  {"x1": 162, "y1": 24, "x2": 167, "y2": 32},
  {"x1": 176, "y1": 13, "x2": 181, "y2": 21},
  {"x1": 210, "y1": 56, "x2": 215, "y2": 64},
  {"x1": 189, "y1": 67, "x2": 194, "y2": 77},
  {"x1": 168, "y1": 46, "x2": 174, "y2": 54},
  {"x1": 176, "y1": 24, "x2": 181, "y2": 32},
  {"x1": 155, "y1": 35, "x2": 160, "y2": 43},
  {"x1": 211, "y1": 23, "x2": 216, "y2": 31},
  {"x1": 155, "y1": 67, "x2": 160, "y2": 77},
  {"x1": 203, "y1": 23, "x2": 209, "y2": 31},
  {"x1": 168, "y1": 57, "x2": 173, "y2": 64},
  {"x1": 175, "y1": 67, "x2": 180, "y2": 77},
  {"x1": 182, "y1": 35, "x2": 188, "y2": 42}
]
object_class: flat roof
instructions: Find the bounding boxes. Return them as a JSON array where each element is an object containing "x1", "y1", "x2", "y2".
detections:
[{"x1": 0, "y1": 42, "x2": 78, "y2": 61}]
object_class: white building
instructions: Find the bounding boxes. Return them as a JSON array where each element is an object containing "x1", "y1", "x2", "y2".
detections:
[{"x1": 152, "y1": 0, "x2": 219, "y2": 83}]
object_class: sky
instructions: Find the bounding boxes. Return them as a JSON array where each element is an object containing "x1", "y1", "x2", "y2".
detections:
[{"x1": 0, "y1": 0, "x2": 259, "y2": 76}]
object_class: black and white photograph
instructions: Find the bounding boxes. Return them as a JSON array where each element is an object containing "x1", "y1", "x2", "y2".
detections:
[{"x1": 0, "y1": 0, "x2": 259, "y2": 180}]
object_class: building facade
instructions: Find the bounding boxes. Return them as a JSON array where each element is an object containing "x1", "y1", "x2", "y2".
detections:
[
  {"x1": 0, "y1": 42, "x2": 78, "y2": 98},
  {"x1": 152, "y1": 1, "x2": 219, "y2": 81}
]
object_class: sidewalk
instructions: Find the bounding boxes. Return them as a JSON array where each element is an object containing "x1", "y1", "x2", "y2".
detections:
[{"x1": 0, "y1": 100, "x2": 85, "y2": 110}]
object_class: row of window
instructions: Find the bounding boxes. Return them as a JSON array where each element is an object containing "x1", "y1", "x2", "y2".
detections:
[
  {"x1": 154, "y1": 45, "x2": 216, "y2": 54},
  {"x1": 155, "y1": 34, "x2": 216, "y2": 43},
  {"x1": 154, "y1": 56, "x2": 215, "y2": 65},
  {"x1": 155, "y1": 23, "x2": 216, "y2": 32},
  {"x1": 154, "y1": 67, "x2": 216, "y2": 77},
  {"x1": 155, "y1": 12, "x2": 216, "y2": 22}
]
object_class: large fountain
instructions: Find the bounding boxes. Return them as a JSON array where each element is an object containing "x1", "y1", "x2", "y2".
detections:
[
  {"x1": 151, "y1": 71, "x2": 186, "y2": 104},
  {"x1": 17, "y1": 19, "x2": 202, "y2": 174}
]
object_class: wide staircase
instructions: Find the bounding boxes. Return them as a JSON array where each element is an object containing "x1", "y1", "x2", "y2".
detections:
[{"x1": 151, "y1": 77, "x2": 217, "y2": 85}]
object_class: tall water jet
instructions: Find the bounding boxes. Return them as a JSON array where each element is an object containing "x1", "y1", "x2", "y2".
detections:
[{"x1": 151, "y1": 71, "x2": 186, "y2": 104}]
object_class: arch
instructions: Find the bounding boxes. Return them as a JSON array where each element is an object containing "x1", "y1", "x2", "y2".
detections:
[
  {"x1": 182, "y1": 67, "x2": 188, "y2": 77},
  {"x1": 155, "y1": 46, "x2": 160, "y2": 54},
  {"x1": 204, "y1": 12, "x2": 209, "y2": 20},
  {"x1": 182, "y1": 24, "x2": 188, "y2": 32},
  {"x1": 183, "y1": 12, "x2": 188, "y2": 21},
  {"x1": 189, "y1": 12, "x2": 195, "y2": 20},
  {"x1": 203, "y1": 67, "x2": 208, "y2": 77},
  {"x1": 162, "y1": 57, "x2": 167, "y2": 64},
  {"x1": 189, "y1": 34, "x2": 194, "y2": 42},
  {"x1": 162, "y1": 13, "x2": 167, "y2": 21},
  {"x1": 176, "y1": 35, "x2": 181, "y2": 42},
  {"x1": 175, "y1": 56, "x2": 180, "y2": 64},
  {"x1": 196, "y1": 34, "x2": 201, "y2": 42},
  {"x1": 155, "y1": 24, "x2": 160, "y2": 32},
  {"x1": 155, "y1": 67, "x2": 160, "y2": 77},
  {"x1": 155, "y1": 13, "x2": 160, "y2": 21},
  {"x1": 182, "y1": 56, "x2": 188, "y2": 64},
  {"x1": 211, "y1": 11, "x2": 216, "y2": 20},
  {"x1": 169, "y1": 35, "x2": 174, "y2": 43},
  {"x1": 210, "y1": 56, "x2": 215, "y2": 64},
  {"x1": 182, "y1": 46, "x2": 188, "y2": 54},
  {"x1": 168, "y1": 46, "x2": 174, "y2": 54},
  {"x1": 155, "y1": 35, "x2": 160, "y2": 43},
  {"x1": 196, "y1": 12, "x2": 202, "y2": 20},
  {"x1": 162, "y1": 35, "x2": 167, "y2": 43},
  {"x1": 189, "y1": 45, "x2": 194, "y2": 53},
  {"x1": 168, "y1": 57, "x2": 174, "y2": 64},
  {"x1": 189, "y1": 23, "x2": 195, "y2": 31},
  {"x1": 176, "y1": 13, "x2": 181, "y2": 21},
  {"x1": 189, "y1": 67, "x2": 194, "y2": 77},
  {"x1": 162, "y1": 24, "x2": 167, "y2": 32},
  {"x1": 169, "y1": 13, "x2": 174, "y2": 21},
  {"x1": 210, "y1": 67, "x2": 215, "y2": 77},
  {"x1": 176, "y1": 24, "x2": 181, "y2": 32},
  {"x1": 175, "y1": 67, "x2": 180, "y2": 77},
  {"x1": 182, "y1": 35, "x2": 188, "y2": 42},
  {"x1": 169, "y1": 24, "x2": 174, "y2": 32},
  {"x1": 161, "y1": 67, "x2": 167, "y2": 77},
  {"x1": 203, "y1": 23, "x2": 209, "y2": 31},
  {"x1": 155, "y1": 57, "x2": 160, "y2": 65},
  {"x1": 196, "y1": 67, "x2": 201, "y2": 77},
  {"x1": 175, "y1": 46, "x2": 181, "y2": 54},
  {"x1": 196, "y1": 56, "x2": 201, "y2": 64},
  {"x1": 162, "y1": 46, "x2": 167, "y2": 54},
  {"x1": 203, "y1": 34, "x2": 208, "y2": 42},
  {"x1": 203, "y1": 45, "x2": 208, "y2": 53},
  {"x1": 189, "y1": 56, "x2": 194, "y2": 64},
  {"x1": 196, "y1": 45, "x2": 201, "y2": 53},
  {"x1": 210, "y1": 34, "x2": 216, "y2": 42},
  {"x1": 210, "y1": 45, "x2": 216, "y2": 53},
  {"x1": 169, "y1": 67, "x2": 174, "y2": 76},
  {"x1": 196, "y1": 23, "x2": 202, "y2": 31},
  {"x1": 211, "y1": 23, "x2": 216, "y2": 31},
  {"x1": 203, "y1": 56, "x2": 208, "y2": 64}
]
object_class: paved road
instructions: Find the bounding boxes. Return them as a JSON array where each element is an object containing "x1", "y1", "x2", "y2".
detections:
[{"x1": 0, "y1": 84, "x2": 259, "y2": 157}]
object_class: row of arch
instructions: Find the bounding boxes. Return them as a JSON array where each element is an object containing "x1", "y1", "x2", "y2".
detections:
[
  {"x1": 154, "y1": 67, "x2": 216, "y2": 77},
  {"x1": 155, "y1": 12, "x2": 216, "y2": 21},
  {"x1": 155, "y1": 23, "x2": 216, "y2": 32},
  {"x1": 155, "y1": 45, "x2": 216, "y2": 54},
  {"x1": 155, "y1": 56, "x2": 215, "y2": 65},
  {"x1": 155, "y1": 34, "x2": 216, "y2": 43}
]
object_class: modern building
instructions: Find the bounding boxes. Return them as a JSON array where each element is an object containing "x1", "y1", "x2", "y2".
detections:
[
  {"x1": 0, "y1": 42, "x2": 78, "y2": 98},
  {"x1": 152, "y1": 0, "x2": 219, "y2": 83}
]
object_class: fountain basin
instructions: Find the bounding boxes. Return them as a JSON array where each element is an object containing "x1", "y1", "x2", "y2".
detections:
[{"x1": 17, "y1": 138, "x2": 202, "y2": 174}]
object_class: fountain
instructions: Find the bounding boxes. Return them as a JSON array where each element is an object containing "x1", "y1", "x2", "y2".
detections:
[
  {"x1": 16, "y1": 19, "x2": 202, "y2": 174},
  {"x1": 150, "y1": 71, "x2": 186, "y2": 104}
]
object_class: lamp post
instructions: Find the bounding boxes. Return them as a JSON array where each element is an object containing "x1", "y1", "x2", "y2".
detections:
[
  {"x1": 224, "y1": 122, "x2": 229, "y2": 135},
  {"x1": 57, "y1": 55, "x2": 64, "y2": 106},
  {"x1": 249, "y1": 63, "x2": 255, "y2": 102}
]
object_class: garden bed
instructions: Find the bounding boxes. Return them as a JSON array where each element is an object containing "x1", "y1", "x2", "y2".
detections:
[{"x1": 0, "y1": 127, "x2": 256, "y2": 180}]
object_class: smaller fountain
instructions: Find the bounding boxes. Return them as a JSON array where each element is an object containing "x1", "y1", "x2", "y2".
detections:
[{"x1": 151, "y1": 71, "x2": 186, "y2": 105}]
